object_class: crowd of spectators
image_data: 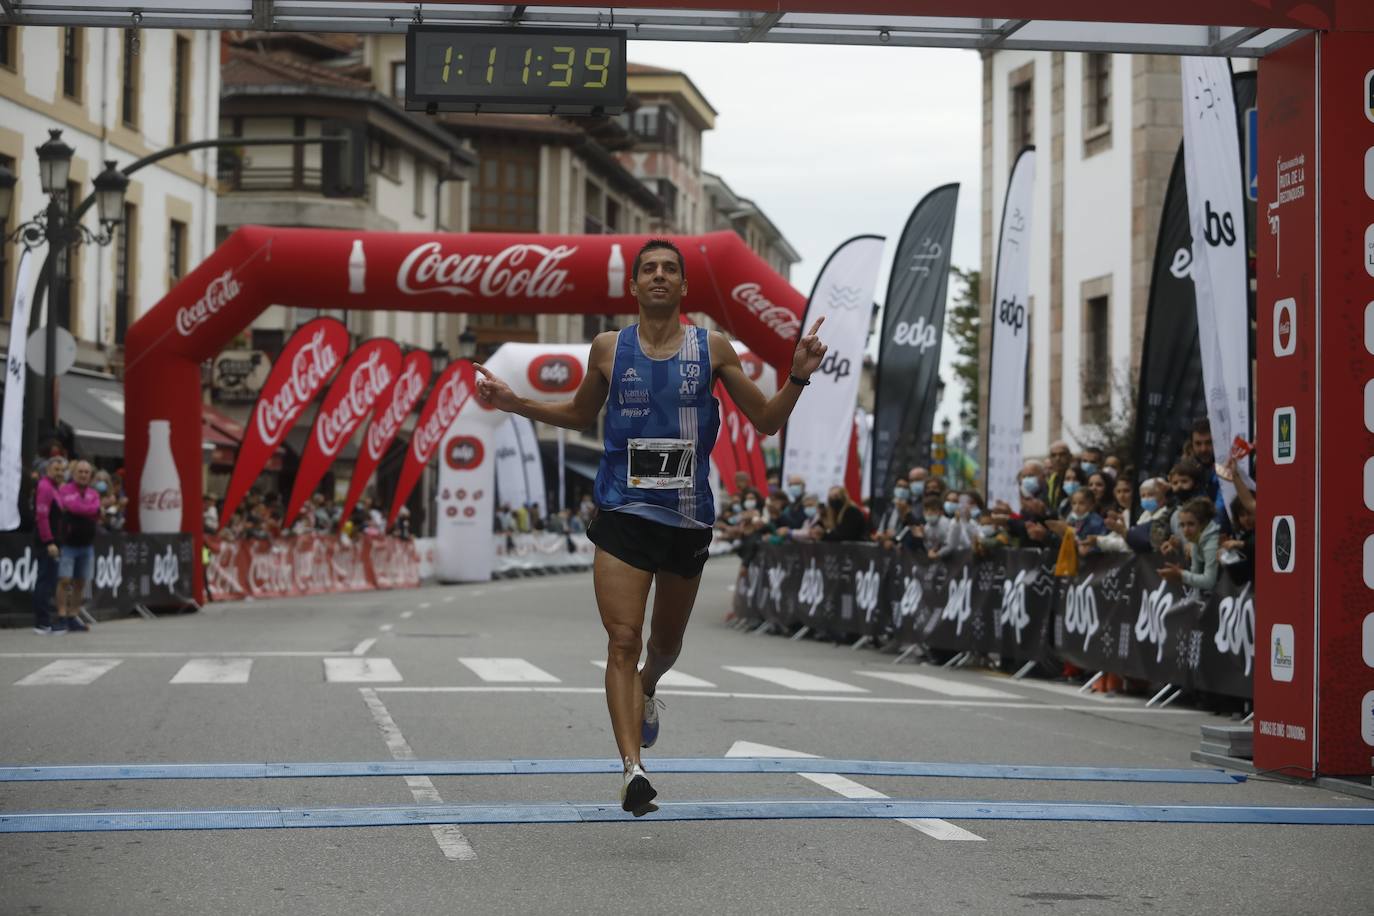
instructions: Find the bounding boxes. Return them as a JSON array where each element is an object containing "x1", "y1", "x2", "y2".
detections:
[
  {"x1": 717, "y1": 418, "x2": 1254, "y2": 594},
  {"x1": 206, "y1": 490, "x2": 415, "y2": 541}
]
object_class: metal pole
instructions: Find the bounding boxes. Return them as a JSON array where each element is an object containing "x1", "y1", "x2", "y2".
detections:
[{"x1": 41, "y1": 193, "x2": 63, "y2": 438}]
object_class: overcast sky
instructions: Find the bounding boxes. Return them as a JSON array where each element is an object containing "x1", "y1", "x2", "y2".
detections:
[{"x1": 627, "y1": 40, "x2": 983, "y2": 432}]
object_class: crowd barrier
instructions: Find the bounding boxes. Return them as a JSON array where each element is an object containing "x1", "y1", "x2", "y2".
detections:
[
  {"x1": 206, "y1": 533, "x2": 420, "y2": 600},
  {"x1": 732, "y1": 542, "x2": 1254, "y2": 699},
  {"x1": 0, "y1": 533, "x2": 197, "y2": 624}
]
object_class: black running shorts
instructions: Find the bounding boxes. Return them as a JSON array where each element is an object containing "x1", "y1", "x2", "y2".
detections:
[{"x1": 586, "y1": 509, "x2": 714, "y2": 579}]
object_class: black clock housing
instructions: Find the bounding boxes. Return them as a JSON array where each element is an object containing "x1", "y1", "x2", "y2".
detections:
[{"x1": 405, "y1": 26, "x2": 627, "y2": 115}]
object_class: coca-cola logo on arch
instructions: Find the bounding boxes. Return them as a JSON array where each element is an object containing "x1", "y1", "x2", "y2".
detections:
[
  {"x1": 445, "y1": 436, "x2": 485, "y2": 471},
  {"x1": 397, "y1": 242, "x2": 576, "y2": 298},
  {"x1": 731, "y1": 282, "x2": 801, "y2": 340},
  {"x1": 176, "y1": 270, "x2": 241, "y2": 336},
  {"x1": 255, "y1": 329, "x2": 343, "y2": 445},
  {"x1": 527, "y1": 354, "x2": 584, "y2": 393}
]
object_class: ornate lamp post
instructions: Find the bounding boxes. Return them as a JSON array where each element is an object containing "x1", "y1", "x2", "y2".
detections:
[{"x1": 0, "y1": 129, "x2": 127, "y2": 443}]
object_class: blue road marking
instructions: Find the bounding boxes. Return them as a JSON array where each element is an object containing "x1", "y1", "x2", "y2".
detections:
[
  {"x1": 0, "y1": 758, "x2": 1245, "y2": 784},
  {"x1": 2, "y1": 799, "x2": 1371, "y2": 833}
]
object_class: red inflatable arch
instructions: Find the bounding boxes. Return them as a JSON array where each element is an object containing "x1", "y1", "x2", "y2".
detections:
[{"x1": 123, "y1": 226, "x2": 806, "y2": 573}]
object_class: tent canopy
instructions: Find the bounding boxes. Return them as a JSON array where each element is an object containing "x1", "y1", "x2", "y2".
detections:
[{"x1": 7, "y1": 1, "x2": 1371, "y2": 55}]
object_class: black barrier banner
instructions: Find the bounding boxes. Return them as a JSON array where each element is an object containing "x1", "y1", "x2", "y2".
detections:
[
  {"x1": 0, "y1": 532, "x2": 196, "y2": 621},
  {"x1": 870, "y1": 183, "x2": 960, "y2": 512},
  {"x1": 733, "y1": 542, "x2": 1252, "y2": 698}
]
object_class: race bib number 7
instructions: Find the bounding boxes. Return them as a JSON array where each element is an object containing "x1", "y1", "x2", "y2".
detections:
[{"x1": 628, "y1": 438, "x2": 695, "y2": 490}]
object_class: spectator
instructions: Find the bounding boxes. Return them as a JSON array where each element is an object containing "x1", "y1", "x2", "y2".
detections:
[
  {"x1": 779, "y1": 474, "x2": 809, "y2": 528},
  {"x1": 873, "y1": 477, "x2": 912, "y2": 540},
  {"x1": 394, "y1": 505, "x2": 413, "y2": 539},
  {"x1": 203, "y1": 495, "x2": 220, "y2": 535},
  {"x1": 1103, "y1": 454, "x2": 1124, "y2": 481},
  {"x1": 310, "y1": 493, "x2": 333, "y2": 532},
  {"x1": 1078, "y1": 445, "x2": 1104, "y2": 477},
  {"x1": 1086, "y1": 471, "x2": 1114, "y2": 515},
  {"x1": 787, "y1": 494, "x2": 825, "y2": 542},
  {"x1": 513, "y1": 502, "x2": 531, "y2": 533},
  {"x1": 1066, "y1": 488, "x2": 1109, "y2": 556},
  {"x1": 1160, "y1": 496, "x2": 1221, "y2": 592},
  {"x1": 819, "y1": 486, "x2": 867, "y2": 542},
  {"x1": 906, "y1": 466, "x2": 929, "y2": 500},
  {"x1": 1055, "y1": 465, "x2": 1086, "y2": 519},
  {"x1": 1155, "y1": 459, "x2": 1207, "y2": 549},
  {"x1": 1046, "y1": 440, "x2": 1073, "y2": 509},
  {"x1": 732, "y1": 470, "x2": 763, "y2": 507},
  {"x1": 918, "y1": 493, "x2": 954, "y2": 558},
  {"x1": 31, "y1": 457, "x2": 67, "y2": 635},
  {"x1": 55, "y1": 460, "x2": 100, "y2": 633}
]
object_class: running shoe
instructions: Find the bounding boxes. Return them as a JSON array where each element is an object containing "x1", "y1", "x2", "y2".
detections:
[
  {"x1": 620, "y1": 763, "x2": 658, "y2": 817},
  {"x1": 65, "y1": 617, "x2": 90, "y2": 633},
  {"x1": 641, "y1": 694, "x2": 664, "y2": 749}
]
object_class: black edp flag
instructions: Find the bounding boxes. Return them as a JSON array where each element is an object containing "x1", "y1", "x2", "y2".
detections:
[
  {"x1": 871, "y1": 184, "x2": 959, "y2": 510},
  {"x1": 1133, "y1": 146, "x2": 1206, "y2": 481}
]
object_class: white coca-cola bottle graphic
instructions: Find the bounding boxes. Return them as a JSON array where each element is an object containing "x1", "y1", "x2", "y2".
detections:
[
  {"x1": 348, "y1": 239, "x2": 367, "y2": 294},
  {"x1": 140, "y1": 420, "x2": 183, "y2": 533},
  {"x1": 607, "y1": 243, "x2": 625, "y2": 298}
]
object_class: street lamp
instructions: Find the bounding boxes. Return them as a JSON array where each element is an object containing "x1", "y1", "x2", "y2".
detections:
[
  {"x1": 1, "y1": 129, "x2": 128, "y2": 448},
  {"x1": 429, "y1": 342, "x2": 451, "y2": 375},
  {"x1": 456, "y1": 327, "x2": 478, "y2": 361}
]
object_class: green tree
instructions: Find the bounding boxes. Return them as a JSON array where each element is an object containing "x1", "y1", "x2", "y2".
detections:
[{"x1": 947, "y1": 267, "x2": 980, "y2": 432}]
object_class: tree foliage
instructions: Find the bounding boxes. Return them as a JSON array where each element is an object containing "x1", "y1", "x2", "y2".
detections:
[{"x1": 947, "y1": 267, "x2": 980, "y2": 432}]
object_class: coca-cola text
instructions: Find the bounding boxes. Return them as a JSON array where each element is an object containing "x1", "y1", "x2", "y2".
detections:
[
  {"x1": 398, "y1": 242, "x2": 576, "y2": 298},
  {"x1": 731, "y1": 282, "x2": 801, "y2": 340},
  {"x1": 366, "y1": 362, "x2": 427, "y2": 461},
  {"x1": 140, "y1": 488, "x2": 182, "y2": 513},
  {"x1": 176, "y1": 270, "x2": 241, "y2": 336},
  {"x1": 412, "y1": 372, "x2": 473, "y2": 461},
  {"x1": 255, "y1": 330, "x2": 343, "y2": 444},
  {"x1": 315, "y1": 350, "x2": 394, "y2": 456}
]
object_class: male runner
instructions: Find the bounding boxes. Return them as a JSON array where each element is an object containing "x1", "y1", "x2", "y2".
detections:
[{"x1": 474, "y1": 239, "x2": 826, "y2": 816}]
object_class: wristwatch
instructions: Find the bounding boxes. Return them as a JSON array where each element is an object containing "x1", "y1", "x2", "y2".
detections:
[{"x1": 788, "y1": 373, "x2": 811, "y2": 387}]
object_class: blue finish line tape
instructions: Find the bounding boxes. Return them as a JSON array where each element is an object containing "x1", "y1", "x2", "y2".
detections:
[
  {"x1": 2, "y1": 799, "x2": 1370, "y2": 833},
  {"x1": 0, "y1": 758, "x2": 1245, "y2": 784}
]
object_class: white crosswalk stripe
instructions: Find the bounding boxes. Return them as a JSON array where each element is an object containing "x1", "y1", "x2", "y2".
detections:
[
  {"x1": 323, "y1": 658, "x2": 403, "y2": 683},
  {"x1": 853, "y1": 670, "x2": 1024, "y2": 699},
  {"x1": 722, "y1": 666, "x2": 868, "y2": 693},
  {"x1": 170, "y1": 658, "x2": 253, "y2": 684},
  {"x1": 459, "y1": 658, "x2": 560, "y2": 683},
  {"x1": 590, "y1": 660, "x2": 717, "y2": 688},
  {"x1": 16, "y1": 659, "x2": 122, "y2": 686}
]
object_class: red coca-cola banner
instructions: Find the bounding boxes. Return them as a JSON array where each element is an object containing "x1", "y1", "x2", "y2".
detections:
[
  {"x1": 389, "y1": 359, "x2": 476, "y2": 525},
  {"x1": 339, "y1": 348, "x2": 432, "y2": 529},
  {"x1": 285, "y1": 338, "x2": 403, "y2": 526},
  {"x1": 205, "y1": 533, "x2": 420, "y2": 601},
  {"x1": 221, "y1": 317, "x2": 350, "y2": 522},
  {"x1": 713, "y1": 381, "x2": 767, "y2": 494}
]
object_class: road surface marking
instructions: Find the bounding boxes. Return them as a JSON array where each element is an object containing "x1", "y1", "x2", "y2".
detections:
[
  {"x1": 169, "y1": 658, "x2": 252, "y2": 685},
  {"x1": 323, "y1": 658, "x2": 402, "y2": 683},
  {"x1": 723, "y1": 666, "x2": 868, "y2": 693},
  {"x1": 378, "y1": 624, "x2": 394, "y2": 632},
  {"x1": 727, "y1": 740, "x2": 984, "y2": 842},
  {"x1": 400, "y1": 611, "x2": 414, "y2": 619},
  {"x1": 371, "y1": 686, "x2": 1196, "y2": 713},
  {"x1": 351, "y1": 638, "x2": 378, "y2": 657},
  {"x1": 854, "y1": 670, "x2": 1023, "y2": 699},
  {"x1": 359, "y1": 688, "x2": 475, "y2": 861},
  {"x1": 0, "y1": 651, "x2": 350, "y2": 658},
  {"x1": 459, "y1": 657, "x2": 560, "y2": 683},
  {"x1": 591, "y1": 660, "x2": 716, "y2": 688},
  {"x1": 418, "y1": 603, "x2": 432, "y2": 609},
  {"x1": 16, "y1": 659, "x2": 122, "y2": 686}
]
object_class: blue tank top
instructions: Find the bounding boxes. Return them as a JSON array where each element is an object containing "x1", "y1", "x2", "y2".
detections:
[{"x1": 594, "y1": 324, "x2": 719, "y2": 528}]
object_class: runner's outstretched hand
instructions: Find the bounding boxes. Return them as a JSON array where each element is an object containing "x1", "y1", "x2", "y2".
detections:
[
  {"x1": 792, "y1": 317, "x2": 828, "y2": 379},
  {"x1": 474, "y1": 364, "x2": 519, "y2": 412}
]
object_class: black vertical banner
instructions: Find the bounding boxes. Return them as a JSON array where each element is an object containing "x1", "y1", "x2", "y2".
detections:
[
  {"x1": 1134, "y1": 73, "x2": 1258, "y2": 482},
  {"x1": 871, "y1": 184, "x2": 960, "y2": 511}
]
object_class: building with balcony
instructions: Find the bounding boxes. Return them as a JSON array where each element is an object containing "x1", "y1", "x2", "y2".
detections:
[{"x1": 615, "y1": 63, "x2": 715, "y2": 236}]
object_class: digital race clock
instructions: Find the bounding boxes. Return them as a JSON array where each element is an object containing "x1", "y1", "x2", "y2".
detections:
[{"x1": 405, "y1": 26, "x2": 627, "y2": 115}]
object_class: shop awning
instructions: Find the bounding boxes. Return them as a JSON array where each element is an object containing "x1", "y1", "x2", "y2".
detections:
[{"x1": 58, "y1": 372, "x2": 126, "y2": 459}]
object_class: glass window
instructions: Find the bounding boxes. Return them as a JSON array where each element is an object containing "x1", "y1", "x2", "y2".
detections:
[
  {"x1": 1085, "y1": 53, "x2": 1111, "y2": 132},
  {"x1": 0, "y1": 25, "x2": 16, "y2": 71},
  {"x1": 62, "y1": 28, "x2": 81, "y2": 100},
  {"x1": 1011, "y1": 80, "x2": 1033, "y2": 153},
  {"x1": 1083, "y1": 294, "x2": 1111, "y2": 409},
  {"x1": 391, "y1": 61, "x2": 405, "y2": 101},
  {"x1": 168, "y1": 219, "x2": 187, "y2": 288},
  {"x1": 121, "y1": 29, "x2": 140, "y2": 128},
  {"x1": 0, "y1": 153, "x2": 12, "y2": 319},
  {"x1": 469, "y1": 142, "x2": 539, "y2": 232},
  {"x1": 115, "y1": 203, "x2": 137, "y2": 344},
  {"x1": 173, "y1": 36, "x2": 190, "y2": 145}
]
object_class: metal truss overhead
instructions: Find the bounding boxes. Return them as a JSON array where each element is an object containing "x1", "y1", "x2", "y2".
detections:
[{"x1": 0, "y1": 1, "x2": 1320, "y2": 56}]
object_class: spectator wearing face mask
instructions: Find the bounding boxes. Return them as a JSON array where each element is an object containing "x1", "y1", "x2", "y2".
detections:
[
  {"x1": 1007, "y1": 462, "x2": 1055, "y2": 547},
  {"x1": 1095, "y1": 475, "x2": 1138, "y2": 553},
  {"x1": 1067, "y1": 488, "x2": 1109, "y2": 555},
  {"x1": 1159, "y1": 496, "x2": 1221, "y2": 591},
  {"x1": 917, "y1": 493, "x2": 955, "y2": 558},
  {"x1": 874, "y1": 477, "x2": 913, "y2": 541},
  {"x1": 789, "y1": 494, "x2": 824, "y2": 541},
  {"x1": 1103, "y1": 455, "x2": 1123, "y2": 481},
  {"x1": 1055, "y1": 465, "x2": 1086, "y2": 519},
  {"x1": 1155, "y1": 459, "x2": 1207, "y2": 553},
  {"x1": 819, "y1": 486, "x2": 867, "y2": 542},
  {"x1": 778, "y1": 474, "x2": 809, "y2": 528}
]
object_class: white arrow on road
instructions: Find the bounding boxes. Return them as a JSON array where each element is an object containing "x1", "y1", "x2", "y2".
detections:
[{"x1": 725, "y1": 740, "x2": 985, "y2": 842}]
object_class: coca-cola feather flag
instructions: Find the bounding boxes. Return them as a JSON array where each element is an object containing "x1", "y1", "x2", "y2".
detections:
[
  {"x1": 285, "y1": 338, "x2": 403, "y2": 527},
  {"x1": 388, "y1": 359, "x2": 477, "y2": 526},
  {"x1": 339, "y1": 349, "x2": 432, "y2": 528},
  {"x1": 222, "y1": 317, "x2": 349, "y2": 522}
]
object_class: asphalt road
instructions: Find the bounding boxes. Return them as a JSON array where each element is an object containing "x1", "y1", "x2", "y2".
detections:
[{"x1": 1, "y1": 557, "x2": 1371, "y2": 916}]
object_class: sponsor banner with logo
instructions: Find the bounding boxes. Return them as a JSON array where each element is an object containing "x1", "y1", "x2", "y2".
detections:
[
  {"x1": 1182, "y1": 57, "x2": 1253, "y2": 497},
  {"x1": 212, "y1": 349, "x2": 272, "y2": 403},
  {"x1": 781, "y1": 235, "x2": 886, "y2": 501},
  {"x1": 221, "y1": 318, "x2": 350, "y2": 523},
  {"x1": 435, "y1": 412, "x2": 496, "y2": 582},
  {"x1": 389, "y1": 359, "x2": 477, "y2": 526},
  {"x1": 986, "y1": 148, "x2": 1037, "y2": 508},
  {"x1": 0, "y1": 250, "x2": 37, "y2": 531},
  {"x1": 286, "y1": 338, "x2": 403, "y2": 527},
  {"x1": 205, "y1": 533, "x2": 419, "y2": 601},
  {"x1": 493, "y1": 414, "x2": 547, "y2": 520},
  {"x1": 340, "y1": 349, "x2": 432, "y2": 529},
  {"x1": 713, "y1": 381, "x2": 767, "y2": 494},
  {"x1": 871, "y1": 184, "x2": 960, "y2": 514},
  {"x1": 732, "y1": 542, "x2": 1253, "y2": 697},
  {"x1": 0, "y1": 533, "x2": 195, "y2": 622}
]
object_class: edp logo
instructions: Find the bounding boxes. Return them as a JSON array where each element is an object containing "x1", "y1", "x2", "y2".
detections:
[
  {"x1": 1203, "y1": 200, "x2": 1237, "y2": 247},
  {"x1": 998, "y1": 297, "x2": 1025, "y2": 335}
]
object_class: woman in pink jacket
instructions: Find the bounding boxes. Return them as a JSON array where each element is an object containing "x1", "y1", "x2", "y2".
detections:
[
  {"x1": 54, "y1": 460, "x2": 100, "y2": 633},
  {"x1": 32, "y1": 456, "x2": 67, "y2": 634}
]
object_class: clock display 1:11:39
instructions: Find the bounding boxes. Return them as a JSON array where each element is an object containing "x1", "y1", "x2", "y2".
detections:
[{"x1": 425, "y1": 44, "x2": 614, "y2": 89}]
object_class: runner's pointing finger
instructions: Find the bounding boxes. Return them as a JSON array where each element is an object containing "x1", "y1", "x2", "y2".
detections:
[{"x1": 809, "y1": 316, "x2": 825, "y2": 337}]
